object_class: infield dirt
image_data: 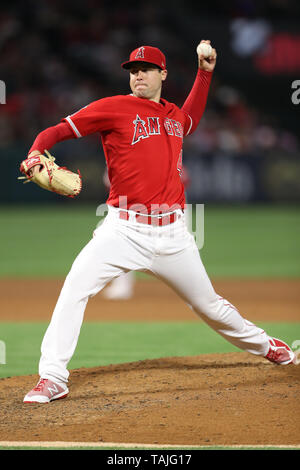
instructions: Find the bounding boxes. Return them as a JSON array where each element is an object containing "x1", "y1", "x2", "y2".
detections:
[{"x1": 0, "y1": 278, "x2": 299, "y2": 446}]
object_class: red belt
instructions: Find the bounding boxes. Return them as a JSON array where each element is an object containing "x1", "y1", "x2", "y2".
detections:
[{"x1": 119, "y1": 210, "x2": 181, "y2": 226}]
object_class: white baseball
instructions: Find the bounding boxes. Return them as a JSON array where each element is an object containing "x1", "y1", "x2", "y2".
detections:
[{"x1": 196, "y1": 42, "x2": 212, "y2": 58}]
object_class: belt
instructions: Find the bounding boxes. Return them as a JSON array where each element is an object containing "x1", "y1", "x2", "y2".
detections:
[{"x1": 118, "y1": 210, "x2": 182, "y2": 226}]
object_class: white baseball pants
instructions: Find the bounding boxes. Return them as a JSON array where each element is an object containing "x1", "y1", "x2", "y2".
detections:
[{"x1": 39, "y1": 206, "x2": 270, "y2": 384}]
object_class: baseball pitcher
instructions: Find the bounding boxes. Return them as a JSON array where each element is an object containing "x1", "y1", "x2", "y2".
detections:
[{"x1": 21, "y1": 41, "x2": 296, "y2": 403}]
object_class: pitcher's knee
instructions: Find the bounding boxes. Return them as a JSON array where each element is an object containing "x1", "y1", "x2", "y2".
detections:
[
  {"x1": 61, "y1": 270, "x2": 100, "y2": 301},
  {"x1": 191, "y1": 296, "x2": 220, "y2": 319},
  {"x1": 192, "y1": 295, "x2": 238, "y2": 323}
]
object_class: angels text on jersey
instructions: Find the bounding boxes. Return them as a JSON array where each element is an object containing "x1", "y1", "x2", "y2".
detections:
[{"x1": 132, "y1": 114, "x2": 184, "y2": 145}]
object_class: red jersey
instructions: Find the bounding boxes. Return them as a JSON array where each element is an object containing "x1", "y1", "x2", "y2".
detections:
[
  {"x1": 63, "y1": 95, "x2": 191, "y2": 211},
  {"x1": 29, "y1": 69, "x2": 213, "y2": 210}
]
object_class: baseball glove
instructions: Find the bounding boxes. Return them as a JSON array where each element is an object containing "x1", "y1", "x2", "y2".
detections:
[{"x1": 18, "y1": 150, "x2": 82, "y2": 198}]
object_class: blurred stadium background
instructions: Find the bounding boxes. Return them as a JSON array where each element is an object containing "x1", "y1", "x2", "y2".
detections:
[{"x1": 0, "y1": 0, "x2": 300, "y2": 205}]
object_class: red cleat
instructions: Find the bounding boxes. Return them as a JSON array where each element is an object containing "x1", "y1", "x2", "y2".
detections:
[
  {"x1": 23, "y1": 378, "x2": 69, "y2": 403},
  {"x1": 265, "y1": 338, "x2": 295, "y2": 365}
]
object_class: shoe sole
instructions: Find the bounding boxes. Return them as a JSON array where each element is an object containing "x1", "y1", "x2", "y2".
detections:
[{"x1": 23, "y1": 390, "x2": 69, "y2": 404}]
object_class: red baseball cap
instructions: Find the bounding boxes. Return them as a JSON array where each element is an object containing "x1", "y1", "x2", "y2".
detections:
[{"x1": 121, "y1": 46, "x2": 166, "y2": 70}]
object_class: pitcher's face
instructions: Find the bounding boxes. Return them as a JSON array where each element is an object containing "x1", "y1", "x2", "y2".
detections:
[{"x1": 129, "y1": 63, "x2": 167, "y2": 102}]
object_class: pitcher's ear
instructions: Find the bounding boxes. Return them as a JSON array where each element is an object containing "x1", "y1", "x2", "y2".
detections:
[{"x1": 161, "y1": 69, "x2": 168, "y2": 81}]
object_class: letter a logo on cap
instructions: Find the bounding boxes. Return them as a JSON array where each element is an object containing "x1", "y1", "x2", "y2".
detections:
[{"x1": 135, "y1": 47, "x2": 145, "y2": 59}]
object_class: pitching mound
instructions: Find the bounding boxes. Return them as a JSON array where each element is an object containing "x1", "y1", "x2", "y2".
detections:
[{"x1": 0, "y1": 353, "x2": 299, "y2": 447}]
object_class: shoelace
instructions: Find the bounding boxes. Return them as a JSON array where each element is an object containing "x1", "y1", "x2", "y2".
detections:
[{"x1": 33, "y1": 378, "x2": 48, "y2": 391}]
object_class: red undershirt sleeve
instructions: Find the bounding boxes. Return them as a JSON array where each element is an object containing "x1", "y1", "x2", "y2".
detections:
[
  {"x1": 28, "y1": 122, "x2": 75, "y2": 155},
  {"x1": 181, "y1": 69, "x2": 213, "y2": 136}
]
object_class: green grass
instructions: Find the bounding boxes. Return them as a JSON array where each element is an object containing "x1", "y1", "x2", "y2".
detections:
[
  {"x1": 0, "y1": 204, "x2": 97, "y2": 278},
  {"x1": 200, "y1": 204, "x2": 300, "y2": 278},
  {"x1": 0, "y1": 321, "x2": 299, "y2": 379},
  {"x1": 0, "y1": 203, "x2": 299, "y2": 278}
]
